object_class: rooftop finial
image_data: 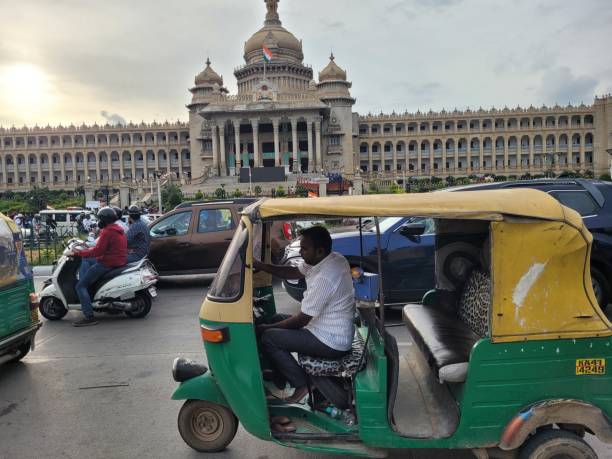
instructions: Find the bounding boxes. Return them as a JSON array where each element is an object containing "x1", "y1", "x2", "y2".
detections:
[
  {"x1": 264, "y1": 0, "x2": 281, "y2": 26},
  {"x1": 330, "y1": 51, "x2": 335, "y2": 61},
  {"x1": 206, "y1": 57, "x2": 211, "y2": 66}
]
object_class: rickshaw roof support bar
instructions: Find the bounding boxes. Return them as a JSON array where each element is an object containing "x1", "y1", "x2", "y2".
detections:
[
  {"x1": 374, "y1": 217, "x2": 385, "y2": 334},
  {"x1": 358, "y1": 218, "x2": 364, "y2": 269}
]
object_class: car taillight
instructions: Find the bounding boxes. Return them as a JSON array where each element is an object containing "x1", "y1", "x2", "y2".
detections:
[{"x1": 283, "y1": 222, "x2": 294, "y2": 240}]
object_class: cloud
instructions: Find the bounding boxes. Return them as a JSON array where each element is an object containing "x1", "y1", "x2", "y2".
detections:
[
  {"x1": 101, "y1": 110, "x2": 126, "y2": 126},
  {"x1": 539, "y1": 67, "x2": 598, "y2": 105}
]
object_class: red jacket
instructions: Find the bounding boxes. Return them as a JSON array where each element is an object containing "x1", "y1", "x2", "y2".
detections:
[{"x1": 78, "y1": 223, "x2": 127, "y2": 268}]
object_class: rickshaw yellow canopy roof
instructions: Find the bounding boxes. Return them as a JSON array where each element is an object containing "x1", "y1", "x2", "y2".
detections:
[{"x1": 255, "y1": 189, "x2": 583, "y2": 228}]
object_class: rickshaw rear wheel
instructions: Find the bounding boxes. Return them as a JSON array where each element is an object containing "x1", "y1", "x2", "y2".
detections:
[
  {"x1": 178, "y1": 400, "x2": 238, "y2": 453},
  {"x1": 6, "y1": 341, "x2": 31, "y2": 363},
  {"x1": 39, "y1": 297, "x2": 68, "y2": 320},
  {"x1": 519, "y1": 429, "x2": 597, "y2": 459}
]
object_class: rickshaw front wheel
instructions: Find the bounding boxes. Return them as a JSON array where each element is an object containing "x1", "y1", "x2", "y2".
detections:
[
  {"x1": 178, "y1": 399, "x2": 238, "y2": 453},
  {"x1": 519, "y1": 429, "x2": 597, "y2": 459}
]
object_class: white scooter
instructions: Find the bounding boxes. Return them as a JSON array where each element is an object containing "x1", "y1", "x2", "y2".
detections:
[{"x1": 39, "y1": 238, "x2": 158, "y2": 320}]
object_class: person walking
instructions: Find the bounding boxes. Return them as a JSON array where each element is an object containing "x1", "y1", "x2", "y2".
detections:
[{"x1": 66, "y1": 207, "x2": 127, "y2": 327}]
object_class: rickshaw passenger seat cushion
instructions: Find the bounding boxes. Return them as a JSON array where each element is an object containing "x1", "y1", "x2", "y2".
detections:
[{"x1": 298, "y1": 331, "x2": 366, "y2": 378}]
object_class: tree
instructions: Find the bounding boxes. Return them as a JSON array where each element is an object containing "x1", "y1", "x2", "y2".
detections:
[
  {"x1": 275, "y1": 185, "x2": 286, "y2": 197},
  {"x1": 254, "y1": 185, "x2": 262, "y2": 197},
  {"x1": 233, "y1": 188, "x2": 243, "y2": 198},
  {"x1": 194, "y1": 190, "x2": 204, "y2": 200},
  {"x1": 161, "y1": 184, "x2": 184, "y2": 210}
]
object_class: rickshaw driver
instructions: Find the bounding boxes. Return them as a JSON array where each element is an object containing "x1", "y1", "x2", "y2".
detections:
[{"x1": 254, "y1": 226, "x2": 355, "y2": 404}]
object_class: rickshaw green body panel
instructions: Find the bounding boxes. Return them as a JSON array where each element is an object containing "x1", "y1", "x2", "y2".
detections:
[
  {"x1": 171, "y1": 371, "x2": 229, "y2": 408},
  {"x1": 354, "y1": 329, "x2": 612, "y2": 449}
]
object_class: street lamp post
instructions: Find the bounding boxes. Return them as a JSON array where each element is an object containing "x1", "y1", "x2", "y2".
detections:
[
  {"x1": 606, "y1": 148, "x2": 612, "y2": 179},
  {"x1": 154, "y1": 170, "x2": 163, "y2": 214}
]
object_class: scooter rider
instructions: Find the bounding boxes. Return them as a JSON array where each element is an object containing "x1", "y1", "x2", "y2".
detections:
[
  {"x1": 126, "y1": 205, "x2": 150, "y2": 263},
  {"x1": 66, "y1": 207, "x2": 127, "y2": 327}
]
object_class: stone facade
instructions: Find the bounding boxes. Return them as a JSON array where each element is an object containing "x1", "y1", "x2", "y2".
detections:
[{"x1": 0, "y1": 0, "x2": 611, "y2": 192}]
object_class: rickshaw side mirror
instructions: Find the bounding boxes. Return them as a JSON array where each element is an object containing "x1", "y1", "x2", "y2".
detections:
[{"x1": 399, "y1": 223, "x2": 426, "y2": 238}]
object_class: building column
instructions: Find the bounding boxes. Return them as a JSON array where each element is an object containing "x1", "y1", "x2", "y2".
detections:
[
  {"x1": 454, "y1": 138, "x2": 459, "y2": 173},
  {"x1": 132, "y1": 151, "x2": 137, "y2": 182},
  {"x1": 442, "y1": 143, "x2": 447, "y2": 174},
  {"x1": 233, "y1": 120, "x2": 241, "y2": 173},
  {"x1": 529, "y1": 136, "x2": 535, "y2": 172},
  {"x1": 504, "y1": 136, "x2": 509, "y2": 172},
  {"x1": 211, "y1": 125, "x2": 219, "y2": 175},
  {"x1": 417, "y1": 142, "x2": 422, "y2": 176},
  {"x1": 272, "y1": 118, "x2": 280, "y2": 167},
  {"x1": 60, "y1": 157, "x2": 66, "y2": 184},
  {"x1": 166, "y1": 150, "x2": 171, "y2": 176},
  {"x1": 251, "y1": 120, "x2": 259, "y2": 168},
  {"x1": 72, "y1": 158, "x2": 77, "y2": 185},
  {"x1": 37, "y1": 158, "x2": 42, "y2": 185},
  {"x1": 429, "y1": 140, "x2": 435, "y2": 174},
  {"x1": 307, "y1": 121, "x2": 314, "y2": 172},
  {"x1": 25, "y1": 159, "x2": 30, "y2": 186},
  {"x1": 0, "y1": 156, "x2": 5, "y2": 184},
  {"x1": 368, "y1": 142, "x2": 373, "y2": 174},
  {"x1": 579, "y1": 139, "x2": 585, "y2": 170},
  {"x1": 392, "y1": 143, "x2": 397, "y2": 175},
  {"x1": 119, "y1": 154, "x2": 125, "y2": 181},
  {"x1": 107, "y1": 157, "x2": 112, "y2": 183},
  {"x1": 479, "y1": 138, "x2": 484, "y2": 173},
  {"x1": 291, "y1": 118, "x2": 299, "y2": 172},
  {"x1": 219, "y1": 125, "x2": 227, "y2": 176},
  {"x1": 315, "y1": 118, "x2": 322, "y2": 172},
  {"x1": 96, "y1": 153, "x2": 101, "y2": 183}
]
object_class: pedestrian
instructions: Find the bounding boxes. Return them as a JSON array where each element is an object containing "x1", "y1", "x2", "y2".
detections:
[{"x1": 126, "y1": 205, "x2": 150, "y2": 263}]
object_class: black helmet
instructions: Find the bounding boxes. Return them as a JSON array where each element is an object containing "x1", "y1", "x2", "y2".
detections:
[
  {"x1": 111, "y1": 206, "x2": 123, "y2": 220},
  {"x1": 128, "y1": 205, "x2": 141, "y2": 218},
  {"x1": 97, "y1": 207, "x2": 118, "y2": 228}
]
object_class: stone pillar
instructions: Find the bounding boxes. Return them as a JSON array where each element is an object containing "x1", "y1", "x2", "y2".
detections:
[
  {"x1": 579, "y1": 138, "x2": 585, "y2": 170},
  {"x1": 291, "y1": 118, "x2": 299, "y2": 172},
  {"x1": 251, "y1": 120, "x2": 259, "y2": 168},
  {"x1": 368, "y1": 142, "x2": 373, "y2": 174},
  {"x1": 392, "y1": 143, "x2": 397, "y2": 175},
  {"x1": 119, "y1": 183, "x2": 130, "y2": 208},
  {"x1": 107, "y1": 157, "x2": 112, "y2": 183},
  {"x1": 529, "y1": 136, "x2": 535, "y2": 172},
  {"x1": 37, "y1": 158, "x2": 42, "y2": 185},
  {"x1": 84, "y1": 185, "x2": 95, "y2": 203},
  {"x1": 318, "y1": 177, "x2": 329, "y2": 197},
  {"x1": 132, "y1": 151, "x2": 137, "y2": 182},
  {"x1": 352, "y1": 173, "x2": 363, "y2": 195},
  {"x1": 504, "y1": 137, "x2": 509, "y2": 172},
  {"x1": 233, "y1": 120, "x2": 241, "y2": 173},
  {"x1": 119, "y1": 153, "x2": 125, "y2": 181},
  {"x1": 211, "y1": 125, "x2": 219, "y2": 175},
  {"x1": 307, "y1": 121, "x2": 314, "y2": 172},
  {"x1": 166, "y1": 150, "x2": 171, "y2": 176},
  {"x1": 143, "y1": 151, "x2": 148, "y2": 182},
  {"x1": 417, "y1": 142, "x2": 422, "y2": 176},
  {"x1": 454, "y1": 139, "x2": 459, "y2": 173},
  {"x1": 479, "y1": 139, "x2": 484, "y2": 173},
  {"x1": 273, "y1": 118, "x2": 280, "y2": 167},
  {"x1": 442, "y1": 144, "x2": 447, "y2": 174},
  {"x1": 219, "y1": 125, "x2": 227, "y2": 176},
  {"x1": 429, "y1": 141, "x2": 435, "y2": 174},
  {"x1": 96, "y1": 154, "x2": 101, "y2": 183},
  {"x1": 25, "y1": 159, "x2": 30, "y2": 186},
  {"x1": 315, "y1": 118, "x2": 322, "y2": 172}
]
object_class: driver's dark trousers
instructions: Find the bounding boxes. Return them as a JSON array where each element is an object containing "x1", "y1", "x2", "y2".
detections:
[
  {"x1": 260, "y1": 314, "x2": 348, "y2": 389},
  {"x1": 75, "y1": 261, "x2": 112, "y2": 319}
]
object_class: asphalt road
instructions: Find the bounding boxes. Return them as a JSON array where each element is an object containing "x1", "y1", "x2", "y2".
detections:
[{"x1": 0, "y1": 276, "x2": 609, "y2": 459}]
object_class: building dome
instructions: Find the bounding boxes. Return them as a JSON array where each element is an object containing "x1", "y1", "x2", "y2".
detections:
[
  {"x1": 243, "y1": 0, "x2": 303, "y2": 64},
  {"x1": 195, "y1": 58, "x2": 223, "y2": 86},
  {"x1": 319, "y1": 53, "x2": 347, "y2": 82}
]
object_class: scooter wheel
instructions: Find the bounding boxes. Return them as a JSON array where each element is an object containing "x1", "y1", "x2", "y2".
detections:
[
  {"x1": 39, "y1": 297, "x2": 68, "y2": 321},
  {"x1": 124, "y1": 292, "x2": 152, "y2": 318},
  {"x1": 178, "y1": 400, "x2": 238, "y2": 453}
]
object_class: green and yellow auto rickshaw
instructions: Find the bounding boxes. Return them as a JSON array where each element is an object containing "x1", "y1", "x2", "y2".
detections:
[
  {"x1": 0, "y1": 212, "x2": 41, "y2": 365},
  {"x1": 172, "y1": 189, "x2": 612, "y2": 458}
]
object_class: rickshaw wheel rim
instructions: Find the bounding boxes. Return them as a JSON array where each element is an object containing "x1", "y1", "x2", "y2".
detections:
[{"x1": 191, "y1": 408, "x2": 223, "y2": 442}]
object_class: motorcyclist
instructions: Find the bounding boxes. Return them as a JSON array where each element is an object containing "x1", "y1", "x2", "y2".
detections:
[
  {"x1": 66, "y1": 207, "x2": 127, "y2": 327},
  {"x1": 126, "y1": 205, "x2": 150, "y2": 263},
  {"x1": 113, "y1": 206, "x2": 129, "y2": 233}
]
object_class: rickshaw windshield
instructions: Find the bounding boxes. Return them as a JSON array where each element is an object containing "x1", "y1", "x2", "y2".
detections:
[
  {"x1": 0, "y1": 217, "x2": 30, "y2": 291},
  {"x1": 207, "y1": 221, "x2": 248, "y2": 302}
]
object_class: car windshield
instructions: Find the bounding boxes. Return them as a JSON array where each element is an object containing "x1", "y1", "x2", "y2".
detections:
[{"x1": 207, "y1": 222, "x2": 248, "y2": 301}]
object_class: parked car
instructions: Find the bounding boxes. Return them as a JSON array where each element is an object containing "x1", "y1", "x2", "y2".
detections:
[
  {"x1": 282, "y1": 179, "x2": 612, "y2": 311},
  {"x1": 148, "y1": 199, "x2": 295, "y2": 276}
]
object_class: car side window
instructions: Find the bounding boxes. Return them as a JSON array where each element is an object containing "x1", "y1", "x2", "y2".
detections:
[
  {"x1": 150, "y1": 211, "x2": 192, "y2": 238},
  {"x1": 54, "y1": 213, "x2": 67, "y2": 222},
  {"x1": 197, "y1": 208, "x2": 234, "y2": 233},
  {"x1": 548, "y1": 190, "x2": 599, "y2": 216}
]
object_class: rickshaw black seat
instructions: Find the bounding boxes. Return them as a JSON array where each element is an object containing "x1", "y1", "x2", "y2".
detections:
[
  {"x1": 298, "y1": 331, "x2": 366, "y2": 378},
  {"x1": 402, "y1": 304, "x2": 479, "y2": 382}
]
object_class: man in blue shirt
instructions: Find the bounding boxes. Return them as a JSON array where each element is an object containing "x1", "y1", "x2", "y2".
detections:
[{"x1": 126, "y1": 205, "x2": 150, "y2": 263}]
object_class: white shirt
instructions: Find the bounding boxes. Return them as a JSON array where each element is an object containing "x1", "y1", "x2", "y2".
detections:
[{"x1": 299, "y1": 252, "x2": 355, "y2": 351}]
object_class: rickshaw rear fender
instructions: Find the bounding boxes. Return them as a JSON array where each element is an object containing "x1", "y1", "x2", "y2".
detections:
[
  {"x1": 171, "y1": 372, "x2": 230, "y2": 409},
  {"x1": 499, "y1": 399, "x2": 612, "y2": 450}
]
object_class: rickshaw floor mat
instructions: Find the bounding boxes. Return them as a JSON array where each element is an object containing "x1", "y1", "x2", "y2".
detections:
[{"x1": 391, "y1": 341, "x2": 459, "y2": 439}]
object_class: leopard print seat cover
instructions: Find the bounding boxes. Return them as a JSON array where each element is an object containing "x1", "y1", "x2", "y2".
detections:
[
  {"x1": 298, "y1": 331, "x2": 366, "y2": 378},
  {"x1": 457, "y1": 269, "x2": 490, "y2": 337}
]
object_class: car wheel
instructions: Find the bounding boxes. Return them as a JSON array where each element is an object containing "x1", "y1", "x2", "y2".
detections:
[
  {"x1": 177, "y1": 400, "x2": 238, "y2": 453},
  {"x1": 591, "y1": 266, "x2": 609, "y2": 311},
  {"x1": 519, "y1": 429, "x2": 596, "y2": 459}
]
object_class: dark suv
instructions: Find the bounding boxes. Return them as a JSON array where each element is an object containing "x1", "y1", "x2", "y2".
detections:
[
  {"x1": 148, "y1": 198, "x2": 295, "y2": 276},
  {"x1": 457, "y1": 179, "x2": 612, "y2": 308}
]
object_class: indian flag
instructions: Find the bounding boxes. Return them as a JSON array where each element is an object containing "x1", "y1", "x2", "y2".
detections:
[{"x1": 262, "y1": 45, "x2": 273, "y2": 63}]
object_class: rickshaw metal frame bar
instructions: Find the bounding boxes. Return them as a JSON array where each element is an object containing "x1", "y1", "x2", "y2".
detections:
[
  {"x1": 374, "y1": 217, "x2": 385, "y2": 334},
  {"x1": 358, "y1": 218, "x2": 364, "y2": 269}
]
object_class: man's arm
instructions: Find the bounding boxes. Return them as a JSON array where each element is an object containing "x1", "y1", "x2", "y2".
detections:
[
  {"x1": 252, "y1": 259, "x2": 304, "y2": 280},
  {"x1": 259, "y1": 311, "x2": 312, "y2": 332}
]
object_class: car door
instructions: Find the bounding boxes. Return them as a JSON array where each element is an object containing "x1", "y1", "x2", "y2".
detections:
[
  {"x1": 383, "y1": 217, "x2": 436, "y2": 303},
  {"x1": 148, "y1": 210, "x2": 194, "y2": 273},
  {"x1": 186, "y1": 206, "x2": 237, "y2": 272}
]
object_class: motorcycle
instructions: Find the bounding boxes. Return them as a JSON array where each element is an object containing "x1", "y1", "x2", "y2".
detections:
[{"x1": 39, "y1": 239, "x2": 158, "y2": 320}]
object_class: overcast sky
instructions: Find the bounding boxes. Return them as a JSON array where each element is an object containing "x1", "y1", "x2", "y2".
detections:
[{"x1": 0, "y1": 0, "x2": 610, "y2": 127}]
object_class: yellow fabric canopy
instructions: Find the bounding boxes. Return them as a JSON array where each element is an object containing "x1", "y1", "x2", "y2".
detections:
[{"x1": 255, "y1": 189, "x2": 583, "y2": 229}]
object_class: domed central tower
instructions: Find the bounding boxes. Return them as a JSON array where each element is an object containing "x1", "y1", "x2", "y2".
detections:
[{"x1": 234, "y1": 0, "x2": 313, "y2": 95}]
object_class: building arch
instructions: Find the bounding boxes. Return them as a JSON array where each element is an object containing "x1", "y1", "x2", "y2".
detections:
[
  {"x1": 520, "y1": 135, "x2": 530, "y2": 149},
  {"x1": 495, "y1": 136, "x2": 505, "y2": 150},
  {"x1": 520, "y1": 117, "x2": 530, "y2": 128},
  {"x1": 545, "y1": 134, "x2": 555, "y2": 147},
  {"x1": 359, "y1": 124, "x2": 369, "y2": 135},
  {"x1": 483, "y1": 137, "x2": 493, "y2": 150},
  {"x1": 532, "y1": 117, "x2": 543, "y2": 128},
  {"x1": 585, "y1": 132, "x2": 593, "y2": 145},
  {"x1": 545, "y1": 116, "x2": 555, "y2": 127}
]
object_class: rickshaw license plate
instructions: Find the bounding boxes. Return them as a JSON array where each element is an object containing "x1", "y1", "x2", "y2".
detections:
[
  {"x1": 148, "y1": 287, "x2": 157, "y2": 298},
  {"x1": 575, "y1": 358, "x2": 605, "y2": 375}
]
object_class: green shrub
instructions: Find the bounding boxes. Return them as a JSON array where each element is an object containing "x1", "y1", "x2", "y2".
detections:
[
  {"x1": 276, "y1": 186, "x2": 286, "y2": 197},
  {"x1": 254, "y1": 185, "x2": 262, "y2": 196},
  {"x1": 194, "y1": 190, "x2": 204, "y2": 200},
  {"x1": 233, "y1": 188, "x2": 243, "y2": 198},
  {"x1": 214, "y1": 187, "x2": 226, "y2": 199},
  {"x1": 599, "y1": 173, "x2": 611, "y2": 181}
]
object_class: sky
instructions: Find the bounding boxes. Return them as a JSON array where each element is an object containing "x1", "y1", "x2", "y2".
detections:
[{"x1": 0, "y1": 0, "x2": 611, "y2": 127}]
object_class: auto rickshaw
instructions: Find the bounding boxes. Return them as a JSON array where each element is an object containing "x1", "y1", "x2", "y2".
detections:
[
  {"x1": 172, "y1": 189, "x2": 612, "y2": 458},
  {"x1": 0, "y1": 212, "x2": 41, "y2": 365}
]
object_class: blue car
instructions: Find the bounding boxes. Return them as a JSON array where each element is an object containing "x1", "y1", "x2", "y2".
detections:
[{"x1": 282, "y1": 217, "x2": 438, "y2": 306}]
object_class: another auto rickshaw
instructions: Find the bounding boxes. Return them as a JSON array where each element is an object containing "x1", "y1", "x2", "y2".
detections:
[
  {"x1": 0, "y1": 212, "x2": 41, "y2": 365},
  {"x1": 172, "y1": 189, "x2": 612, "y2": 458}
]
